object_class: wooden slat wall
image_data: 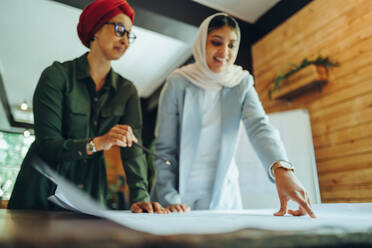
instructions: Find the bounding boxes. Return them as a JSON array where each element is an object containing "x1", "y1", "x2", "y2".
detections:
[{"x1": 251, "y1": 0, "x2": 372, "y2": 203}]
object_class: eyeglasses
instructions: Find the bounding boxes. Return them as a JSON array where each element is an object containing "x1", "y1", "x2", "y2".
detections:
[{"x1": 104, "y1": 22, "x2": 136, "y2": 44}]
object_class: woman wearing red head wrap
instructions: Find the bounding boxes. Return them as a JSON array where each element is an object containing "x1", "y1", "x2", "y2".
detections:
[{"x1": 8, "y1": 0, "x2": 168, "y2": 214}]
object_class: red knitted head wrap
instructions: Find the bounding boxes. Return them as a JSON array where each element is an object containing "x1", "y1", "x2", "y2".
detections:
[{"x1": 77, "y1": 0, "x2": 135, "y2": 48}]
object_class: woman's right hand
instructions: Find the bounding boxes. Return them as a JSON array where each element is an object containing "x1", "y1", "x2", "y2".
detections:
[
  {"x1": 130, "y1": 202, "x2": 170, "y2": 214},
  {"x1": 166, "y1": 204, "x2": 191, "y2": 213},
  {"x1": 94, "y1": 124, "x2": 138, "y2": 152}
]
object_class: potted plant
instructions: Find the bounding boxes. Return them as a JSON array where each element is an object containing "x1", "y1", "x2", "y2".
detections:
[{"x1": 269, "y1": 55, "x2": 339, "y2": 100}]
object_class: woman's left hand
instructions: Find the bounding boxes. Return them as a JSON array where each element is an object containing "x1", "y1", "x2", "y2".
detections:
[
  {"x1": 273, "y1": 168, "x2": 316, "y2": 218},
  {"x1": 130, "y1": 202, "x2": 170, "y2": 214},
  {"x1": 167, "y1": 204, "x2": 191, "y2": 213}
]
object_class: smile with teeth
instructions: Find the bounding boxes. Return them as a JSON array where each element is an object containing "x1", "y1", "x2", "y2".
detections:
[{"x1": 215, "y1": 57, "x2": 228, "y2": 63}]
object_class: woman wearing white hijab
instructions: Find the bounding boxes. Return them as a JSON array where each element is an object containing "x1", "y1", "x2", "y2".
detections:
[{"x1": 153, "y1": 13, "x2": 315, "y2": 218}]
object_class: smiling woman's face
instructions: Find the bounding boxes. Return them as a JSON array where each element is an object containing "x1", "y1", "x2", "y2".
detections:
[
  {"x1": 205, "y1": 25, "x2": 239, "y2": 73},
  {"x1": 92, "y1": 13, "x2": 133, "y2": 60}
]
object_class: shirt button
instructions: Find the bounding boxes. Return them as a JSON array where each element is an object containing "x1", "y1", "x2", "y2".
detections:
[
  {"x1": 93, "y1": 121, "x2": 98, "y2": 126},
  {"x1": 83, "y1": 159, "x2": 87, "y2": 164},
  {"x1": 77, "y1": 151, "x2": 82, "y2": 156},
  {"x1": 94, "y1": 97, "x2": 98, "y2": 102}
]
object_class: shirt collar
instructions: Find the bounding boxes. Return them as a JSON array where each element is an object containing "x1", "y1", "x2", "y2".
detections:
[
  {"x1": 106, "y1": 69, "x2": 118, "y2": 91},
  {"x1": 76, "y1": 53, "x2": 117, "y2": 91},
  {"x1": 76, "y1": 53, "x2": 90, "y2": 80}
]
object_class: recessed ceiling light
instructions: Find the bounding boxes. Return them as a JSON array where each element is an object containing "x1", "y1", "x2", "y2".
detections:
[
  {"x1": 20, "y1": 101, "x2": 28, "y2": 111},
  {"x1": 23, "y1": 130, "x2": 31, "y2": 137}
]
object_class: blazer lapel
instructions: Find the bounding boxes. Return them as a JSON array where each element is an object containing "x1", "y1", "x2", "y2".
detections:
[{"x1": 179, "y1": 86, "x2": 204, "y2": 196}]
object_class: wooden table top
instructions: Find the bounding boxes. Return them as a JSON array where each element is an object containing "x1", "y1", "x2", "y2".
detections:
[{"x1": 1, "y1": 209, "x2": 372, "y2": 248}]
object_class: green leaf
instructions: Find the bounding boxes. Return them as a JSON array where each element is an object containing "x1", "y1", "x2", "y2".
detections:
[{"x1": 270, "y1": 55, "x2": 340, "y2": 96}]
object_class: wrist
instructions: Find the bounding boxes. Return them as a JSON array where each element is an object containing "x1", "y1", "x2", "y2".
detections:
[
  {"x1": 86, "y1": 138, "x2": 96, "y2": 155},
  {"x1": 274, "y1": 166, "x2": 293, "y2": 176},
  {"x1": 92, "y1": 137, "x2": 103, "y2": 152},
  {"x1": 271, "y1": 161, "x2": 295, "y2": 179}
]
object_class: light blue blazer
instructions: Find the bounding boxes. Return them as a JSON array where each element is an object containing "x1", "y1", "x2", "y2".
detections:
[{"x1": 152, "y1": 73, "x2": 288, "y2": 210}]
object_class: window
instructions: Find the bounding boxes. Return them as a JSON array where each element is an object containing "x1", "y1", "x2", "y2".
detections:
[{"x1": 0, "y1": 131, "x2": 34, "y2": 200}]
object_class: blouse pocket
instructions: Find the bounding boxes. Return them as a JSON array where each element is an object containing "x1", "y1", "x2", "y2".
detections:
[
  {"x1": 64, "y1": 101, "x2": 90, "y2": 139},
  {"x1": 101, "y1": 106, "x2": 124, "y2": 117},
  {"x1": 100, "y1": 106, "x2": 124, "y2": 133}
]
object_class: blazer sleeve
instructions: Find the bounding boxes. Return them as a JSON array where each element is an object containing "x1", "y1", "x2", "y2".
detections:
[
  {"x1": 241, "y1": 75, "x2": 289, "y2": 182},
  {"x1": 152, "y1": 77, "x2": 182, "y2": 206}
]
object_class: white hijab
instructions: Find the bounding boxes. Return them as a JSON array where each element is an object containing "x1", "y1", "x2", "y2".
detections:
[{"x1": 174, "y1": 13, "x2": 249, "y2": 90}]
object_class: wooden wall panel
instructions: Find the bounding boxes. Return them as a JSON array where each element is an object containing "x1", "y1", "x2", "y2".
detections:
[{"x1": 251, "y1": 0, "x2": 372, "y2": 203}]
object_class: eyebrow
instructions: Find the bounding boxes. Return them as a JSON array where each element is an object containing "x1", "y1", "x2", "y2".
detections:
[
  {"x1": 211, "y1": 35, "x2": 237, "y2": 42},
  {"x1": 115, "y1": 22, "x2": 133, "y2": 32},
  {"x1": 111, "y1": 21, "x2": 126, "y2": 27}
]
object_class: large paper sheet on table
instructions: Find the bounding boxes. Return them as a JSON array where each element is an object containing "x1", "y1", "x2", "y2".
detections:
[{"x1": 36, "y1": 165, "x2": 372, "y2": 235}]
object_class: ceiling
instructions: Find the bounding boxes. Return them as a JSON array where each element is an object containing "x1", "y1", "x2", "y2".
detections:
[
  {"x1": 0, "y1": 0, "x2": 311, "y2": 132},
  {"x1": 192, "y1": 0, "x2": 280, "y2": 23}
]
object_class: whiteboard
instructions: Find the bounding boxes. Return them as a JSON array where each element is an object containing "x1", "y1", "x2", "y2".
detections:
[{"x1": 235, "y1": 109, "x2": 321, "y2": 209}]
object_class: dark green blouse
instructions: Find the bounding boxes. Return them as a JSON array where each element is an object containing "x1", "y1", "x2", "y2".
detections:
[{"x1": 8, "y1": 53, "x2": 151, "y2": 210}]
